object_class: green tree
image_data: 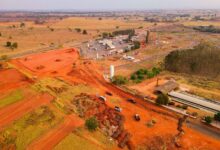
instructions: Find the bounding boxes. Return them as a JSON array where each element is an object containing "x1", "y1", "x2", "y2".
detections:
[
  {"x1": 152, "y1": 67, "x2": 161, "y2": 75},
  {"x1": 132, "y1": 41, "x2": 141, "y2": 50},
  {"x1": 112, "y1": 75, "x2": 128, "y2": 85},
  {"x1": 83, "y1": 30, "x2": 88, "y2": 35},
  {"x1": 85, "y1": 117, "x2": 98, "y2": 131},
  {"x1": 75, "y1": 28, "x2": 81, "y2": 33},
  {"x1": 12, "y1": 42, "x2": 18, "y2": 49},
  {"x1": 146, "y1": 30, "x2": 150, "y2": 44},
  {"x1": 6, "y1": 41, "x2": 11, "y2": 47},
  {"x1": 214, "y1": 112, "x2": 220, "y2": 121},
  {"x1": 204, "y1": 116, "x2": 212, "y2": 124},
  {"x1": 156, "y1": 94, "x2": 169, "y2": 105},
  {"x1": 130, "y1": 74, "x2": 136, "y2": 80},
  {"x1": 20, "y1": 22, "x2": 25, "y2": 28}
]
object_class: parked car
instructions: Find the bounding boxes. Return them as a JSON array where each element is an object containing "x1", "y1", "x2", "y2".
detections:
[
  {"x1": 115, "y1": 106, "x2": 122, "y2": 112},
  {"x1": 106, "y1": 91, "x2": 113, "y2": 96},
  {"x1": 99, "y1": 96, "x2": 107, "y2": 102},
  {"x1": 127, "y1": 98, "x2": 136, "y2": 104},
  {"x1": 134, "y1": 114, "x2": 140, "y2": 121}
]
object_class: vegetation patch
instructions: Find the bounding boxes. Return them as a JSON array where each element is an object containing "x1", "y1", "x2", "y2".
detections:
[
  {"x1": 0, "y1": 90, "x2": 24, "y2": 108},
  {"x1": 193, "y1": 25, "x2": 220, "y2": 33},
  {"x1": 165, "y1": 42, "x2": 220, "y2": 80},
  {"x1": 130, "y1": 67, "x2": 161, "y2": 83},
  {"x1": 0, "y1": 106, "x2": 63, "y2": 150},
  {"x1": 54, "y1": 126, "x2": 117, "y2": 150}
]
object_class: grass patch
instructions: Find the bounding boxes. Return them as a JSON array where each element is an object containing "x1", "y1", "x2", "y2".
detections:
[
  {"x1": 0, "y1": 106, "x2": 64, "y2": 149},
  {"x1": 54, "y1": 133, "x2": 101, "y2": 150},
  {"x1": 32, "y1": 78, "x2": 97, "y2": 114},
  {"x1": 32, "y1": 78, "x2": 97, "y2": 101},
  {"x1": 0, "y1": 89, "x2": 24, "y2": 108},
  {"x1": 55, "y1": 127, "x2": 117, "y2": 150}
]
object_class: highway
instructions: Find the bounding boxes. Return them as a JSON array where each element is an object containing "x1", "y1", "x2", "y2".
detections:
[{"x1": 169, "y1": 91, "x2": 220, "y2": 113}]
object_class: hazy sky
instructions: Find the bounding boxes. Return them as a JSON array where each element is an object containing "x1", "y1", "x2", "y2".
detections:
[{"x1": 1, "y1": 0, "x2": 220, "y2": 10}]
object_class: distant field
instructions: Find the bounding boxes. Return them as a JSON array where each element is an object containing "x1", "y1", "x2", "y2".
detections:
[
  {"x1": 183, "y1": 21, "x2": 220, "y2": 27},
  {"x1": 0, "y1": 17, "x2": 155, "y2": 57}
]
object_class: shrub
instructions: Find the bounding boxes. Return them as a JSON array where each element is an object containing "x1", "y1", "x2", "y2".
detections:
[
  {"x1": 152, "y1": 67, "x2": 161, "y2": 75},
  {"x1": 1, "y1": 55, "x2": 8, "y2": 61},
  {"x1": 20, "y1": 22, "x2": 25, "y2": 28},
  {"x1": 131, "y1": 41, "x2": 141, "y2": 50},
  {"x1": 0, "y1": 32, "x2": 2, "y2": 36},
  {"x1": 85, "y1": 117, "x2": 98, "y2": 131},
  {"x1": 6, "y1": 41, "x2": 11, "y2": 47},
  {"x1": 112, "y1": 75, "x2": 128, "y2": 85},
  {"x1": 168, "y1": 101, "x2": 175, "y2": 106},
  {"x1": 214, "y1": 112, "x2": 220, "y2": 121},
  {"x1": 204, "y1": 116, "x2": 212, "y2": 124},
  {"x1": 192, "y1": 112, "x2": 198, "y2": 117},
  {"x1": 130, "y1": 74, "x2": 136, "y2": 80},
  {"x1": 182, "y1": 105, "x2": 188, "y2": 110},
  {"x1": 83, "y1": 30, "x2": 87, "y2": 35},
  {"x1": 12, "y1": 42, "x2": 18, "y2": 49},
  {"x1": 156, "y1": 94, "x2": 169, "y2": 105},
  {"x1": 102, "y1": 32, "x2": 109, "y2": 38},
  {"x1": 75, "y1": 28, "x2": 81, "y2": 33}
]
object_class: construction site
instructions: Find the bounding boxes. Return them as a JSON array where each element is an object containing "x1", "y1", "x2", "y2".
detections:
[{"x1": 0, "y1": 8, "x2": 220, "y2": 150}]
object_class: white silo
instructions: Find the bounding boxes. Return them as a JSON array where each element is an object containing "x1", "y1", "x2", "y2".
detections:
[{"x1": 110, "y1": 65, "x2": 115, "y2": 79}]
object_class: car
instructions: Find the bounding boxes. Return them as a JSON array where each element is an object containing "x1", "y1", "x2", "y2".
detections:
[
  {"x1": 114, "y1": 106, "x2": 122, "y2": 112},
  {"x1": 127, "y1": 98, "x2": 136, "y2": 104},
  {"x1": 106, "y1": 91, "x2": 113, "y2": 96},
  {"x1": 99, "y1": 96, "x2": 107, "y2": 102},
  {"x1": 134, "y1": 114, "x2": 140, "y2": 121}
]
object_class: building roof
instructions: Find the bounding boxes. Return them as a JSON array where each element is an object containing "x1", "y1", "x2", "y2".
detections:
[{"x1": 155, "y1": 80, "x2": 179, "y2": 94}]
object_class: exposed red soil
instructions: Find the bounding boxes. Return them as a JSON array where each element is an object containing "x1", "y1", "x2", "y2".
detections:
[
  {"x1": 10, "y1": 48, "x2": 220, "y2": 149},
  {"x1": 10, "y1": 48, "x2": 78, "y2": 77},
  {"x1": 0, "y1": 69, "x2": 32, "y2": 94},
  {"x1": 0, "y1": 93, "x2": 53, "y2": 130},
  {"x1": 27, "y1": 114, "x2": 83, "y2": 150},
  {"x1": 67, "y1": 62, "x2": 220, "y2": 149}
]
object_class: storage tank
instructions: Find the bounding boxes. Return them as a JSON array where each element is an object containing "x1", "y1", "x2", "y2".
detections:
[{"x1": 110, "y1": 65, "x2": 114, "y2": 79}]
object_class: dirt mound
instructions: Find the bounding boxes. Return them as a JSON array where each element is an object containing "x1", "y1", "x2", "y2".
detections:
[{"x1": 71, "y1": 93, "x2": 133, "y2": 149}]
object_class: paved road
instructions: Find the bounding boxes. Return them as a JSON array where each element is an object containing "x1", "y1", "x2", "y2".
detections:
[
  {"x1": 169, "y1": 91, "x2": 220, "y2": 113},
  {"x1": 187, "y1": 119, "x2": 220, "y2": 140}
]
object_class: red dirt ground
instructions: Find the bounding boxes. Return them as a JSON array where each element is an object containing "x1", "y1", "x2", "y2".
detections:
[
  {"x1": 10, "y1": 48, "x2": 78, "y2": 77},
  {"x1": 0, "y1": 93, "x2": 53, "y2": 130},
  {"x1": 0, "y1": 68, "x2": 32, "y2": 94},
  {"x1": 27, "y1": 114, "x2": 83, "y2": 150},
  {"x1": 10, "y1": 48, "x2": 220, "y2": 149},
  {"x1": 67, "y1": 61, "x2": 220, "y2": 149}
]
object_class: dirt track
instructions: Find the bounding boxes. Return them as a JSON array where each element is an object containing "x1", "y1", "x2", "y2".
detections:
[
  {"x1": 27, "y1": 115, "x2": 83, "y2": 150},
  {"x1": 0, "y1": 93, "x2": 53, "y2": 130}
]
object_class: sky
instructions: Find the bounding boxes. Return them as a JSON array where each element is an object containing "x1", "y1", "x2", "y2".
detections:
[{"x1": 0, "y1": 0, "x2": 220, "y2": 11}]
